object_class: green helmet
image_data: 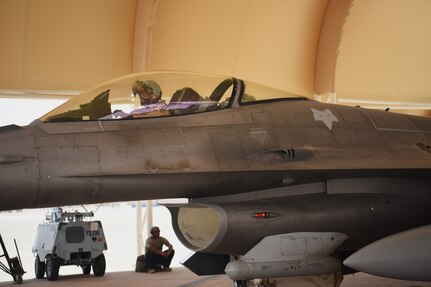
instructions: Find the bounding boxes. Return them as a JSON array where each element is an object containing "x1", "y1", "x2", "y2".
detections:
[{"x1": 132, "y1": 80, "x2": 162, "y2": 104}]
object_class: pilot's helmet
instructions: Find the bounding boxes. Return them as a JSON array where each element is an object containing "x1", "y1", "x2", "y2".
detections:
[{"x1": 132, "y1": 80, "x2": 162, "y2": 104}]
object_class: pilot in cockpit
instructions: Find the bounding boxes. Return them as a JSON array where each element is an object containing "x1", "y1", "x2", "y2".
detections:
[
  {"x1": 129, "y1": 80, "x2": 169, "y2": 118},
  {"x1": 99, "y1": 80, "x2": 169, "y2": 120},
  {"x1": 132, "y1": 80, "x2": 162, "y2": 105}
]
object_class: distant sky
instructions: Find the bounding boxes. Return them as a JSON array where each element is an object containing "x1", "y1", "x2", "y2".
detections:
[{"x1": 0, "y1": 98, "x2": 66, "y2": 127}]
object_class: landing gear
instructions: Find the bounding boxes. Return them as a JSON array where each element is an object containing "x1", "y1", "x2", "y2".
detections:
[{"x1": 232, "y1": 274, "x2": 343, "y2": 287}]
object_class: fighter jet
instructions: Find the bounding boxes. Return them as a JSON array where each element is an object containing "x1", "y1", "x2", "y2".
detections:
[{"x1": 0, "y1": 71, "x2": 430, "y2": 286}]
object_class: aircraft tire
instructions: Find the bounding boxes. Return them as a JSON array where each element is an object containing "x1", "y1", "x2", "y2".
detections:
[
  {"x1": 93, "y1": 254, "x2": 106, "y2": 277},
  {"x1": 34, "y1": 255, "x2": 45, "y2": 279},
  {"x1": 46, "y1": 256, "x2": 60, "y2": 281}
]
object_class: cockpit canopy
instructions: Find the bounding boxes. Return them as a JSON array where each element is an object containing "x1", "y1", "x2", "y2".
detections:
[{"x1": 40, "y1": 71, "x2": 304, "y2": 122}]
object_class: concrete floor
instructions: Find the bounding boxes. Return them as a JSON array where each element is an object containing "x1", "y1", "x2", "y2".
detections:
[{"x1": 0, "y1": 268, "x2": 430, "y2": 287}]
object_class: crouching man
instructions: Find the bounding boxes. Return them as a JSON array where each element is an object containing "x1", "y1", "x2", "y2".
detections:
[{"x1": 145, "y1": 226, "x2": 175, "y2": 273}]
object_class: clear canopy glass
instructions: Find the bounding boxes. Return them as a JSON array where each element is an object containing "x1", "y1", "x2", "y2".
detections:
[
  {"x1": 240, "y1": 80, "x2": 304, "y2": 104},
  {"x1": 39, "y1": 71, "x2": 305, "y2": 123}
]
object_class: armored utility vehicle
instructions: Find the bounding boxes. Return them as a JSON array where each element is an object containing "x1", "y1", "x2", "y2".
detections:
[{"x1": 32, "y1": 208, "x2": 107, "y2": 281}]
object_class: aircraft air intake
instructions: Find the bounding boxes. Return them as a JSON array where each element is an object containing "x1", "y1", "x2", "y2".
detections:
[{"x1": 164, "y1": 203, "x2": 228, "y2": 252}]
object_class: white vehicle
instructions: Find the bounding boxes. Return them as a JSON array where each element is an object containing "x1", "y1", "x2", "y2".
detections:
[{"x1": 32, "y1": 208, "x2": 107, "y2": 281}]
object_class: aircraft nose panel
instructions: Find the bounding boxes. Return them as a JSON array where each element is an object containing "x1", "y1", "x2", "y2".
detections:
[{"x1": 0, "y1": 134, "x2": 39, "y2": 211}]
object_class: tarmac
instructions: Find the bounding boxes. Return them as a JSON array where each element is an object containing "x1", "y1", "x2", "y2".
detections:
[{"x1": 1, "y1": 268, "x2": 431, "y2": 287}]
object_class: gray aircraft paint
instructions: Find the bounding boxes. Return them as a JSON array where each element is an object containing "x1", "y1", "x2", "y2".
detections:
[{"x1": 0, "y1": 72, "x2": 430, "y2": 284}]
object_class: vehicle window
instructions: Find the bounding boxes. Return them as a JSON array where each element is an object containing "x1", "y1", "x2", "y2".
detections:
[{"x1": 40, "y1": 72, "x2": 235, "y2": 122}]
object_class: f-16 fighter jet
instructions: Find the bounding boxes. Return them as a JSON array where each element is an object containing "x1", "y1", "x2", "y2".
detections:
[{"x1": 1, "y1": 72, "x2": 430, "y2": 286}]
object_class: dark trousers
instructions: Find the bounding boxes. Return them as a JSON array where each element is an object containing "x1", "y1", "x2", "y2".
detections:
[{"x1": 144, "y1": 249, "x2": 175, "y2": 269}]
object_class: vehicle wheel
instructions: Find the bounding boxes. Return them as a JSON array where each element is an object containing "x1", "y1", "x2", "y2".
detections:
[
  {"x1": 93, "y1": 254, "x2": 106, "y2": 277},
  {"x1": 46, "y1": 256, "x2": 60, "y2": 281},
  {"x1": 82, "y1": 265, "x2": 91, "y2": 275},
  {"x1": 35, "y1": 255, "x2": 45, "y2": 279},
  {"x1": 13, "y1": 275, "x2": 23, "y2": 284}
]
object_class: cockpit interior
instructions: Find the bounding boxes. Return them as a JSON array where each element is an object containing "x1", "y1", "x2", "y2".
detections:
[{"x1": 40, "y1": 72, "x2": 304, "y2": 122}]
